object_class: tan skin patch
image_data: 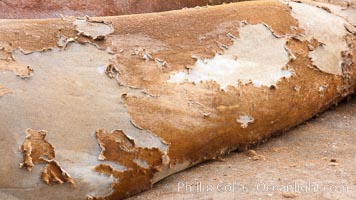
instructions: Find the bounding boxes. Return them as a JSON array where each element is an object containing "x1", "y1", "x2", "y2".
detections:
[
  {"x1": 19, "y1": 129, "x2": 55, "y2": 171},
  {"x1": 0, "y1": 1, "x2": 354, "y2": 200},
  {"x1": 93, "y1": 129, "x2": 166, "y2": 199},
  {"x1": 41, "y1": 159, "x2": 76, "y2": 188},
  {"x1": 19, "y1": 129, "x2": 75, "y2": 187}
]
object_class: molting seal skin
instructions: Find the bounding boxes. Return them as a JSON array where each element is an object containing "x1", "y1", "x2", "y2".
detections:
[{"x1": 0, "y1": 0, "x2": 355, "y2": 199}]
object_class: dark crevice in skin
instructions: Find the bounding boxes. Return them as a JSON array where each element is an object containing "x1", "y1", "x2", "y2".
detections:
[{"x1": 0, "y1": 0, "x2": 251, "y2": 19}]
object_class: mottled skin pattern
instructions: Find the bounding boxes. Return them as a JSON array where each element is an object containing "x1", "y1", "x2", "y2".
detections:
[{"x1": 0, "y1": 0, "x2": 355, "y2": 200}]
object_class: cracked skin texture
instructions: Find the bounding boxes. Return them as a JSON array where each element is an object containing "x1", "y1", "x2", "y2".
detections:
[{"x1": 0, "y1": 0, "x2": 355, "y2": 199}]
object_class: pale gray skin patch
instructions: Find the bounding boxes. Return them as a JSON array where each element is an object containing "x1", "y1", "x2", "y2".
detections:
[
  {"x1": 236, "y1": 115, "x2": 255, "y2": 128},
  {"x1": 0, "y1": 42, "x2": 166, "y2": 200},
  {"x1": 73, "y1": 19, "x2": 114, "y2": 40},
  {"x1": 55, "y1": 150, "x2": 126, "y2": 197},
  {"x1": 57, "y1": 35, "x2": 67, "y2": 47},
  {"x1": 0, "y1": 192, "x2": 19, "y2": 200},
  {"x1": 289, "y1": 2, "x2": 349, "y2": 75},
  {"x1": 0, "y1": 83, "x2": 12, "y2": 97},
  {"x1": 168, "y1": 24, "x2": 292, "y2": 89},
  {"x1": 133, "y1": 158, "x2": 150, "y2": 169},
  {"x1": 291, "y1": 0, "x2": 356, "y2": 26}
]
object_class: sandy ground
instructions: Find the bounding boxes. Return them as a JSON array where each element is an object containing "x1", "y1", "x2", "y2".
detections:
[{"x1": 130, "y1": 96, "x2": 356, "y2": 200}]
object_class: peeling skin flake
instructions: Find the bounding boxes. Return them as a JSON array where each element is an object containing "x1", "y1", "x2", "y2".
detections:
[
  {"x1": 93, "y1": 129, "x2": 167, "y2": 199},
  {"x1": 73, "y1": 18, "x2": 114, "y2": 40},
  {"x1": 289, "y1": 2, "x2": 349, "y2": 75},
  {"x1": 0, "y1": 60, "x2": 34, "y2": 78},
  {"x1": 1, "y1": 1, "x2": 355, "y2": 199},
  {"x1": 16, "y1": 65, "x2": 34, "y2": 78},
  {"x1": 41, "y1": 158, "x2": 76, "y2": 188},
  {"x1": 236, "y1": 115, "x2": 255, "y2": 128},
  {"x1": 19, "y1": 129, "x2": 55, "y2": 171},
  {"x1": 168, "y1": 24, "x2": 292, "y2": 89},
  {"x1": 10, "y1": 41, "x2": 167, "y2": 152},
  {"x1": 55, "y1": 150, "x2": 125, "y2": 197},
  {"x1": 1, "y1": 41, "x2": 168, "y2": 197},
  {"x1": 19, "y1": 129, "x2": 75, "y2": 187},
  {"x1": 95, "y1": 129, "x2": 164, "y2": 169},
  {"x1": 91, "y1": 165, "x2": 154, "y2": 200},
  {"x1": 56, "y1": 35, "x2": 75, "y2": 48}
]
